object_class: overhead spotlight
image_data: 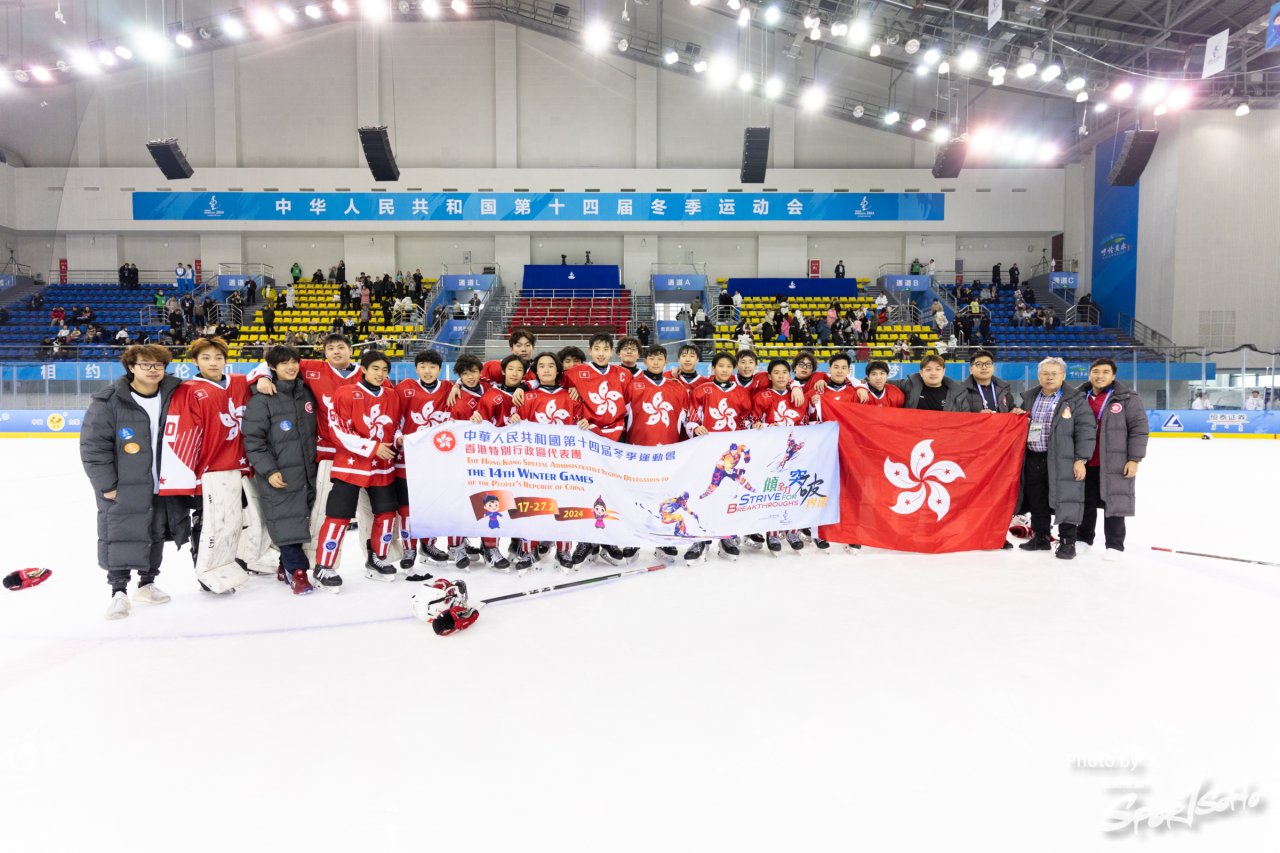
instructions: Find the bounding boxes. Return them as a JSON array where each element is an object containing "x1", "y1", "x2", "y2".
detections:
[
  {"x1": 904, "y1": 38, "x2": 920, "y2": 55},
  {"x1": 1140, "y1": 81, "x2": 1167, "y2": 106},
  {"x1": 738, "y1": 8, "x2": 750, "y2": 26},
  {"x1": 1153, "y1": 104, "x2": 1168, "y2": 116},
  {"x1": 305, "y1": 4, "x2": 324, "y2": 18},
  {"x1": 923, "y1": 48, "x2": 940, "y2": 64},
  {"x1": 222, "y1": 17, "x2": 247, "y2": 37},
  {"x1": 915, "y1": 64, "x2": 928, "y2": 76},
  {"x1": 133, "y1": 29, "x2": 174, "y2": 60},
  {"x1": 829, "y1": 22, "x2": 847, "y2": 37},
  {"x1": 800, "y1": 86, "x2": 826, "y2": 111},
  {"x1": 1065, "y1": 76, "x2": 1086, "y2": 91},
  {"x1": 663, "y1": 49, "x2": 679, "y2": 65},
  {"x1": 869, "y1": 43, "x2": 881, "y2": 57},
  {"x1": 14, "y1": 69, "x2": 30, "y2": 82},
  {"x1": 991, "y1": 73, "x2": 1004, "y2": 87},
  {"x1": 910, "y1": 117, "x2": 926, "y2": 132},
  {"x1": 421, "y1": 0, "x2": 440, "y2": 14},
  {"x1": 55, "y1": 60, "x2": 70, "y2": 72},
  {"x1": 1015, "y1": 61, "x2": 1037, "y2": 79},
  {"x1": 957, "y1": 48, "x2": 979, "y2": 71},
  {"x1": 883, "y1": 110, "x2": 900, "y2": 125},
  {"x1": 1235, "y1": 102, "x2": 1250, "y2": 117},
  {"x1": 398, "y1": 0, "x2": 411, "y2": 11},
  {"x1": 969, "y1": 127, "x2": 993, "y2": 152},
  {"x1": 1111, "y1": 80, "x2": 1133, "y2": 101},
  {"x1": 764, "y1": 76, "x2": 784, "y2": 99},
  {"x1": 849, "y1": 19, "x2": 870, "y2": 44},
  {"x1": 706, "y1": 56, "x2": 735, "y2": 88},
  {"x1": 277, "y1": 5, "x2": 298, "y2": 23},
  {"x1": 1036, "y1": 142, "x2": 1059, "y2": 163},
  {"x1": 937, "y1": 61, "x2": 950, "y2": 75},
  {"x1": 995, "y1": 133, "x2": 1016, "y2": 155},
  {"x1": 114, "y1": 45, "x2": 134, "y2": 60},
  {"x1": 692, "y1": 58, "x2": 707, "y2": 72},
  {"x1": 97, "y1": 49, "x2": 118, "y2": 66},
  {"x1": 727, "y1": 0, "x2": 741, "y2": 8},
  {"x1": 71, "y1": 51, "x2": 101, "y2": 74},
  {"x1": 360, "y1": 0, "x2": 389, "y2": 20},
  {"x1": 175, "y1": 32, "x2": 194, "y2": 48},
  {"x1": 582, "y1": 21, "x2": 610, "y2": 52},
  {"x1": 852, "y1": 104, "x2": 865, "y2": 118},
  {"x1": 932, "y1": 126, "x2": 951, "y2": 144},
  {"x1": 1166, "y1": 87, "x2": 1192, "y2": 109},
  {"x1": 1094, "y1": 102, "x2": 1108, "y2": 113},
  {"x1": 1040, "y1": 64, "x2": 1061, "y2": 82},
  {"x1": 331, "y1": 0, "x2": 351, "y2": 13},
  {"x1": 689, "y1": 0, "x2": 701, "y2": 5},
  {"x1": 1075, "y1": 91, "x2": 1088, "y2": 103},
  {"x1": 988, "y1": 63, "x2": 1005, "y2": 77},
  {"x1": 450, "y1": 0, "x2": 467, "y2": 13},
  {"x1": 802, "y1": 15, "x2": 818, "y2": 29},
  {"x1": 1014, "y1": 136, "x2": 1036, "y2": 160},
  {"x1": 252, "y1": 7, "x2": 282, "y2": 33},
  {"x1": 809, "y1": 27, "x2": 822, "y2": 40},
  {"x1": 737, "y1": 73, "x2": 753, "y2": 92},
  {"x1": 764, "y1": 5, "x2": 781, "y2": 25},
  {"x1": 31, "y1": 66, "x2": 52, "y2": 82},
  {"x1": 197, "y1": 26, "x2": 213, "y2": 39},
  {"x1": 618, "y1": 39, "x2": 630, "y2": 53}
]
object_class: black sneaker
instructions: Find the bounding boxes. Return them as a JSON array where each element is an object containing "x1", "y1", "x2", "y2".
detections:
[
  {"x1": 1001, "y1": 540, "x2": 1014, "y2": 550},
  {"x1": 1055, "y1": 539, "x2": 1077, "y2": 560},
  {"x1": 1019, "y1": 534, "x2": 1053, "y2": 551}
]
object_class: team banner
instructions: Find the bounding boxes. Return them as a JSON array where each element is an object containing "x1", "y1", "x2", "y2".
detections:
[
  {"x1": 404, "y1": 422, "x2": 840, "y2": 545},
  {"x1": 819, "y1": 405, "x2": 1027, "y2": 554}
]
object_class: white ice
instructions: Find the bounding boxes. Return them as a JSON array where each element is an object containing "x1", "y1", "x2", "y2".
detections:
[{"x1": 0, "y1": 437, "x2": 1277, "y2": 852}]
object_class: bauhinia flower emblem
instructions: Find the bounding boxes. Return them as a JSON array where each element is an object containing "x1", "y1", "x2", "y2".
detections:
[{"x1": 885, "y1": 439, "x2": 965, "y2": 520}]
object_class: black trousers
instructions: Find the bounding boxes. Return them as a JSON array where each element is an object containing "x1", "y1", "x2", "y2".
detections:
[
  {"x1": 1078, "y1": 465, "x2": 1127, "y2": 550},
  {"x1": 324, "y1": 478, "x2": 398, "y2": 519},
  {"x1": 1022, "y1": 451, "x2": 1077, "y2": 541}
]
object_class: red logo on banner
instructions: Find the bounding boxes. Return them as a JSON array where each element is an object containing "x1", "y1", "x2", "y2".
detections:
[
  {"x1": 808, "y1": 259, "x2": 821, "y2": 279},
  {"x1": 58, "y1": 259, "x2": 68, "y2": 285},
  {"x1": 433, "y1": 432, "x2": 457, "y2": 452},
  {"x1": 193, "y1": 259, "x2": 203, "y2": 285},
  {"x1": 818, "y1": 405, "x2": 1028, "y2": 553}
]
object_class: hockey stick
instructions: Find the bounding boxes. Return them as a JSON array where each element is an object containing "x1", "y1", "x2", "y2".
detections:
[
  {"x1": 1150, "y1": 547, "x2": 1279, "y2": 568},
  {"x1": 475, "y1": 563, "x2": 669, "y2": 609}
]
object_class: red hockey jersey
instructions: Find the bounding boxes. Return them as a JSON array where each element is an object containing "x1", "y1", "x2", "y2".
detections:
[
  {"x1": 624, "y1": 373, "x2": 689, "y2": 447},
  {"x1": 688, "y1": 380, "x2": 755, "y2": 435},
  {"x1": 733, "y1": 371, "x2": 773, "y2": 396},
  {"x1": 477, "y1": 384, "x2": 521, "y2": 427},
  {"x1": 562, "y1": 362, "x2": 629, "y2": 440},
  {"x1": 809, "y1": 381, "x2": 866, "y2": 423},
  {"x1": 246, "y1": 359, "x2": 363, "y2": 461},
  {"x1": 329, "y1": 382, "x2": 401, "y2": 488},
  {"x1": 517, "y1": 386, "x2": 585, "y2": 426},
  {"x1": 664, "y1": 369, "x2": 708, "y2": 391},
  {"x1": 481, "y1": 359, "x2": 537, "y2": 388},
  {"x1": 158, "y1": 374, "x2": 251, "y2": 495},
  {"x1": 450, "y1": 383, "x2": 487, "y2": 421},
  {"x1": 860, "y1": 384, "x2": 906, "y2": 408},
  {"x1": 395, "y1": 377, "x2": 454, "y2": 476},
  {"x1": 754, "y1": 387, "x2": 809, "y2": 427},
  {"x1": 799, "y1": 371, "x2": 830, "y2": 394}
]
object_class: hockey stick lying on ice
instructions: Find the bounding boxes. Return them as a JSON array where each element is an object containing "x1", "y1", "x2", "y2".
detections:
[
  {"x1": 413, "y1": 564, "x2": 670, "y2": 635},
  {"x1": 1151, "y1": 547, "x2": 1279, "y2": 568}
]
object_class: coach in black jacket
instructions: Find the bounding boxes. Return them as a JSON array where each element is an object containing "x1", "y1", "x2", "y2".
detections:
[
  {"x1": 242, "y1": 345, "x2": 318, "y2": 588},
  {"x1": 80, "y1": 345, "x2": 191, "y2": 620}
]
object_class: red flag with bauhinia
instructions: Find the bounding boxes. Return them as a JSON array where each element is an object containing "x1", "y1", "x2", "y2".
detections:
[{"x1": 819, "y1": 404, "x2": 1028, "y2": 553}]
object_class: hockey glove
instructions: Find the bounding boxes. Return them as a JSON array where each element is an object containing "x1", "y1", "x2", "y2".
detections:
[
  {"x1": 4, "y1": 567, "x2": 52, "y2": 591},
  {"x1": 432, "y1": 606, "x2": 479, "y2": 636}
]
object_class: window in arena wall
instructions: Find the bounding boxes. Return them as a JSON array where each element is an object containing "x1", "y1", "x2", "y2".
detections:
[{"x1": 1198, "y1": 310, "x2": 1236, "y2": 349}]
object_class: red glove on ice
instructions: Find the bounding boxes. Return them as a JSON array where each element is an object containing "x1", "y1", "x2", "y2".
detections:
[{"x1": 4, "y1": 568, "x2": 52, "y2": 591}]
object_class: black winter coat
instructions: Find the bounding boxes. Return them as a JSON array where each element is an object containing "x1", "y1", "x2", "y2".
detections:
[
  {"x1": 242, "y1": 377, "x2": 318, "y2": 546},
  {"x1": 892, "y1": 374, "x2": 981, "y2": 412},
  {"x1": 1015, "y1": 386, "x2": 1097, "y2": 525},
  {"x1": 963, "y1": 375, "x2": 1016, "y2": 413},
  {"x1": 1074, "y1": 381, "x2": 1149, "y2": 517},
  {"x1": 80, "y1": 375, "x2": 191, "y2": 570}
]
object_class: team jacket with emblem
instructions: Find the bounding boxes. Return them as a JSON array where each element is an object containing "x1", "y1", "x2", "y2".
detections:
[
  {"x1": 687, "y1": 380, "x2": 755, "y2": 435},
  {"x1": 859, "y1": 384, "x2": 907, "y2": 408},
  {"x1": 562, "y1": 362, "x2": 629, "y2": 439},
  {"x1": 248, "y1": 359, "x2": 361, "y2": 461},
  {"x1": 624, "y1": 373, "x2": 689, "y2": 446},
  {"x1": 809, "y1": 381, "x2": 865, "y2": 423},
  {"x1": 477, "y1": 384, "x2": 521, "y2": 427},
  {"x1": 517, "y1": 386, "x2": 585, "y2": 426},
  {"x1": 395, "y1": 377, "x2": 454, "y2": 477},
  {"x1": 754, "y1": 387, "x2": 809, "y2": 427},
  {"x1": 329, "y1": 381, "x2": 401, "y2": 488},
  {"x1": 158, "y1": 374, "x2": 251, "y2": 495}
]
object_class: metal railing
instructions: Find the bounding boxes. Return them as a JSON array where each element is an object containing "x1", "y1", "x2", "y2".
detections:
[
  {"x1": 650, "y1": 263, "x2": 708, "y2": 276},
  {"x1": 441, "y1": 262, "x2": 501, "y2": 277},
  {"x1": 45, "y1": 268, "x2": 184, "y2": 287},
  {"x1": 1065, "y1": 304, "x2": 1100, "y2": 326},
  {"x1": 1117, "y1": 311, "x2": 1176, "y2": 352}
]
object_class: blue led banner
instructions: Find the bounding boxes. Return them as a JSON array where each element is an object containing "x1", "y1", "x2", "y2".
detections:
[
  {"x1": 652, "y1": 274, "x2": 708, "y2": 292},
  {"x1": 132, "y1": 192, "x2": 945, "y2": 223},
  {"x1": 439, "y1": 274, "x2": 496, "y2": 291}
]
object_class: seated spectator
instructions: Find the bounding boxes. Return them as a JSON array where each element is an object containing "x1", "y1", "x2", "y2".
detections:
[
  {"x1": 893, "y1": 339, "x2": 912, "y2": 360},
  {"x1": 30, "y1": 292, "x2": 44, "y2": 310},
  {"x1": 737, "y1": 328, "x2": 753, "y2": 350},
  {"x1": 1021, "y1": 285, "x2": 1037, "y2": 305},
  {"x1": 115, "y1": 327, "x2": 132, "y2": 345},
  {"x1": 50, "y1": 306, "x2": 66, "y2": 325},
  {"x1": 1042, "y1": 309, "x2": 1057, "y2": 330},
  {"x1": 874, "y1": 292, "x2": 888, "y2": 312}
]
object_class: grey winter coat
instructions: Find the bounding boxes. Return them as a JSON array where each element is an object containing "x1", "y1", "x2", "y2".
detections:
[
  {"x1": 242, "y1": 376, "x2": 318, "y2": 546},
  {"x1": 80, "y1": 375, "x2": 191, "y2": 570},
  {"x1": 1016, "y1": 386, "x2": 1097, "y2": 526},
  {"x1": 892, "y1": 374, "x2": 981, "y2": 412},
  {"x1": 1075, "y1": 381, "x2": 1149, "y2": 517},
  {"x1": 963, "y1": 375, "x2": 1016, "y2": 413}
]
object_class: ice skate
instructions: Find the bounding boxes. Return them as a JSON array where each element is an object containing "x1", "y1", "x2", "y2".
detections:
[
  {"x1": 483, "y1": 547, "x2": 512, "y2": 571},
  {"x1": 571, "y1": 543, "x2": 594, "y2": 566},
  {"x1": 599, "y1": 545, "x2": 627, "y2": 566},
  {"x1": 683, "y1": 541, "x2": 709, "y2": 565},
  {"x1": 449, "y1": 545, "x2": 472, "y2": 571},
  {"x1": 313, "y1": 567, "x2": 343, "y2": 593},
  {"x1": 513, "y1": 553, "x2": 534, "y2": 573},
  {"x1": 745, "y1": 533, "x2": 766, "y2": 551},
  {"x1": 766, "y1": 533, "x2": 782, "y2": 554},
  {"x1": 655, "y1": 546, "x2": 679, "y2": 563},
  {"x1": 399, "y1": 547, "x2": 417, "y2": 571},
  {"x1": 132, "y1": 584, "x2": 171, "y2": 606},
  {"x1": 785, "y1": 531, "x2": 805, "y2": 552},
  {"x1": 621, "y1": 546, "x2": 640, "y2": 563},
  {"x1": 555, "y1": 549, "x2": 578, "y2": 572},
  {"x1": 105, "y1": 591, "x2": 131, "y2": 620},
  {"x1": 419, "y1": 541, "x2": 449, "y2": 564},
  {"x1": 843, "y1": 543, "x2": 863, "y2": 555},
  {"x1": 718, "y1": 538, "x2": 740, "y2": 562},
  {"x1": 365, "y1": 554, "x2": 399, "y2": 581}
]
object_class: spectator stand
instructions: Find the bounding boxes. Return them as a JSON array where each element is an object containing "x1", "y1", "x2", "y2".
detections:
[
  {"x1": 0, "y1": 279, "x2": 179, "y2": 360},
  {"x1": 651, "y1": 263, "x2": 708, "y2": 334}
]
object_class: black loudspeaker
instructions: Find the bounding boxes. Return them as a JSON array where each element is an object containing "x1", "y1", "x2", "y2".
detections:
[
  {"x1": 359, "y1": 126, "x2": 400, "y2": 182},
  {"x1": 1107, "y1": 130, "x2": 1159, "y2": 186},
  {"x1": 931, "y1": 137, "x2": 968, "y2": 179},
  {"x1": 740, "y1": 127, "x2": 771, "y2": 184},
  {"x1": 145, "y1": 139, "x2": 194, "y2": 180}
]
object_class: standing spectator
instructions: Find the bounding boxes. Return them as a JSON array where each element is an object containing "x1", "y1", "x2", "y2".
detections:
[
  {"x1": 381, "y1": 297, "x2": 394, "y2": 326},
  {"x1": 1012, "y1": 357, "x2": 1095, "y2": 559},
  {"x1": 290, "y1": 262, "x2": 302, "y2": 283},
  {"x1": 834, "y1": 260, "x2": 846, "y2": 279},
  {"x1": 192, "y1": 297, "x2": 206, "y2": 327},
  {"x1": 174, "y1": 261, "x2": 186, "y2": 288},
  {"x1": 636, "y1": 322, "x2": 652, "y2": 347},
  {"x1": 1076, "y1": 358, "x2": 1148, "y2": 561},
  {"x1": 1008, "y1": 263, "x2": 1021, "y2": 287},
  {"x1": 358, "y1": 303, "x2": 371, "y2": 336},
  {"x1": 1191, "y1": 391, "x2": 1213, "y2": 410},
  {"x1": 262, "y1": 304, "x2": 276, "y2": 336},
  {"x1": 926, "y1": 259, "x2": 936, "y2": 278},
  {"x1": 732, "y1": 290, "x2": 743, "y2": 323},
  {"x1": 285, "y1": 282, "x2": 296, "y2": 310},
  {"x1": 991, "y1": 262, "x2": 1002, "y2": 288},
  {"x1": 1245, "y1": 390, "x2": 1264, "y2": 411},
  {"x1": 909, "y1": 258, "x2": 922, "y2": 274},
  {"x1": 336, "y1": 260, "x2": 346, "y2": 284},
  {"x1": 339, "y1": 280, "x2": 351, "y2": 310},
  {"x1": 468, "y1": 292, "x2": 481, "y2": 317},
  {"x1": 979, "y1": 312, "x2": 992, "y2": 343},
  {"x1": 874, "y1": 292, "x2": 888, "y2": 313},
  {"x1": 246, "y1": 277, "x2": 258, "y2": 305},
  {"x1": 119, "y1": 263, "x2": 129, "y2": 289},
  {"x1": 360, "y1": 282, "x2": 372, "y2": 310}
]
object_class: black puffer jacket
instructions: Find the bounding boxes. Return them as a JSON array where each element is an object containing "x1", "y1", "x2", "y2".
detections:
[
  {"x1": 242, "y1": 376, "x2": 318, "y2": 546},
  {"x1": 80, "y1": 375, "x2": 191, "y2": 569},
  {"x1": 1015, "y1": 386, "x2": 1097, "y2": 525},
  {"x1": 962, "y1": 375, "x2": 1016, "y2": 413},
  {"x1": 892, "y1": 373, "x2": 981, "y2": 412}
]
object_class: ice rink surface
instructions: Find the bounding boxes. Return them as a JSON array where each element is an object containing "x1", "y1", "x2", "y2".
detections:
[{"x1": 1, "y1": 436, "x2": 1277, "y2": 852}]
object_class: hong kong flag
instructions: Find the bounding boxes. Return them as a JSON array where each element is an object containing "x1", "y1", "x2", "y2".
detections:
[{"x1": 819, "y1": 405, "x2": 1028, "y2": 553}]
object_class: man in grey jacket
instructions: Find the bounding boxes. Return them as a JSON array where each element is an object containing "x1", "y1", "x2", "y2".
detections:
[
  {"x1": 892, "y1": 354, "x2": 981, "y2": 412},
  {"x1": 963, "y1": 349, "x2": 1016, "y2": 413},
  {"x1": 1012, "y1": 357, "x2": 1096, "y2": 559},
  {"x1": 242, "y1": 346, "x2": 319, "y2": 594},
  {"x1": 80, "y1": 344, "x2": 191, "y2": 620},
  {"x1": 1076, "y1": 358, "x2": 1149, "y2": 560}
]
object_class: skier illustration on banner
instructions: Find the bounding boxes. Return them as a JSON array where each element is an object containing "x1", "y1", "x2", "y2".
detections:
[
  {"x1": 699, "y1": 443, "x2": 756, "y2": 499},
  {"x1": 770, "y1": 432, "x2": 805, "y2": 472},
  {"x1": 638, "y1": 492, "x2": 702, "y2": 538}
]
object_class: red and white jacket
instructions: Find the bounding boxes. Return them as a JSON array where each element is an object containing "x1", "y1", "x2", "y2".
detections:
[
  {"x1": 476, "y1": 384, "x2": 521, "y2": 427},
  {"x1": 753, "y1": 387, "x2": 809, "y2": 427},
  {"x1": 624, "y1": 373, "x2": 690, "y2": 447},
  {"x1": 664, "y1": 369, "x2": 708, "y2": 391},
  {"x1": 809, "y1": 380, "x2": 866, "y2": 423},
  {"x1": 562, "y1": 362, "x2": 629, "y2": 440},
  {"x1": 481, "y1": 359, "x2": 537, "y2": 388},
  {"x1": 517, "y1": 386, "x2": 585, "y2": 427},
  {"x1": 395, "y1": 377, "x2": 454, "y2": 477},
  {"x1": 687, "y1": 380, "x2": 755, "y2": 436},
  {"x1": 159, "y1": 374, "x2": 251, "y2": 495},
  {"x1": 330, "y1": 381, "x2": 401, "y2": 488},
  {"x1": 732, "y1": 370, "x2": 773, "y2": 396},
  {"x1": 450, "y1": 382, "x2": 487, "y2": 421}
]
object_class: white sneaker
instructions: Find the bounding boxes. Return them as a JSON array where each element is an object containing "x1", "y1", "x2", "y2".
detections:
[
  {"x1": 1102, "y1": 548, "x2": 1123, "y2": 562},
  {"x1": 1075, "y1": 542, "x2": 1091, "y2": 555},
  {"x1": 132, "y1": 583, "x2": 171, "y2": 605},
  {"x1": 105, "y1": 591, "x2": 131, "y2": 620}
]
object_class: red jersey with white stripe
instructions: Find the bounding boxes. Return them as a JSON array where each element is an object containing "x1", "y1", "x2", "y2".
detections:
[
  {"x1": 809, "y1": 381, "x2": 865, "y2": 423},
  {"x1": 732, "y1": 371, "x2": 772, "y2": 396},
  {"x1": 754, "y1": 387, "x2": 809, "y2": 427},
  {"x1": 562, "y1": 362, "x2": 629, "y2": 440},
  {"x1": 158, "y1": 374, "x2": 251, "y2": 495},
  {"x1": 449, "y1": 383, "x2": 487, "y2": 421},
  {"x1": 517, "y1": 386, "x2": 584, "y2": 426},
  {"x1": 799, "y1": 371, "x2": 829, "y2": 394},
  {"x1": 688, "y1": 380, "x2": 755, "y2": 435},
  {"x1": 330, "y1": 382, "x2": 401, "y2": 488},
  {"x1": 665, "y1": 369, "x2": 709, "y2": 391},
  {"x1": 481, "y1": 359, "x2": 537, "y2": 388},
  {"x1": 249, "y1": 358, "x2": 362, "y2": 461},
  {"x1": 477, "y1": 384, "x2": 521, "y2": 427},
  {"x1": 860, "y1": 384, "x2": 906, "y2": 408},
  {"x1": 395, "y1": 377, "x2": 454, "y2": 477},
  {"x1": 624, "y1": 373, "x2": 689, "y2": 447}
]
